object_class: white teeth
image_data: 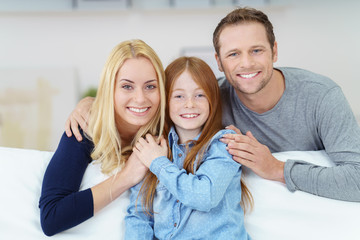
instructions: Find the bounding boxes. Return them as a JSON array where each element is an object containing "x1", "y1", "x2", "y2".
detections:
[
  {"x1": 182, "y1": 114, "x2": 198, "y2": 118},
  {"x1": 129, "y1": 107, "x2": 148, "y2": 113},
  {"x1": 240, "y1": 72, "x2": 258, "y2": 79}
]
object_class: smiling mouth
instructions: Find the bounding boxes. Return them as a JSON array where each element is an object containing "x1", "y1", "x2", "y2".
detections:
[
  {"x1": 180, "y1": 114, "x2": 199, "y2": 119},
  {"x1": 238, "y1": 72, "x2": 260, "y2": 79},
  {"x1": 128, "y1": 107, "x2": 149, "y2": 113}
]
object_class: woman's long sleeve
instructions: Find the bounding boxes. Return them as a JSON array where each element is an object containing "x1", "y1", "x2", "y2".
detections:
[{"x1": 39, "y1": 131, "x2": 94, "y2": 236}]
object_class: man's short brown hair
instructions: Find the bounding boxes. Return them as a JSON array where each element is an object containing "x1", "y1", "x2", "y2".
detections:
[{"x1": 213, "y1": 7, "x2": 275, "y2": 55}]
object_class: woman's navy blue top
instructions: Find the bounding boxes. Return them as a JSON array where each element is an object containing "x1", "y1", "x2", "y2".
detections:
[{"x1": 39, "y1": 131, "x2": 94, "y2": 236}]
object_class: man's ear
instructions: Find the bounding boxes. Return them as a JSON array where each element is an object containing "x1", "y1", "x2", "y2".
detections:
[
  {"x1": 215, "y1": 53, "x2": 224, "y2": 72},
  {"x1": 272, "y1": 41, "x2": 278, "y2": 63}
]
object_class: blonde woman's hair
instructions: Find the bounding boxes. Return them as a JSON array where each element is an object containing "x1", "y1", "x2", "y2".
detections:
[{"x1": 87, "y1": 39, "x2": 166, "y2": 174}]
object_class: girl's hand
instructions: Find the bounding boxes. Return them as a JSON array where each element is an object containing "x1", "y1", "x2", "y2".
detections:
[{"x1": 133, "y1": 134, "x2": 168, "y2": 168}]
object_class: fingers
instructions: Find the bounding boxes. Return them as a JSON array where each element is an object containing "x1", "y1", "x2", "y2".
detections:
[
  {"x1": 66, "y1": 97, "x2": 93, "y2": 140},
  {"x1": 220, "y1": 133, "x2": 237, "y2": 145},
  {"x1": 71, "y1": 114, "x2": 83, "y2": 141},
  {"x1": 221, "y1": 133, "x2": 251, "y2": 146},
  {"x1": 227, "y1": 141, "x2": 250, "y2": 152},
  {"x1": 227, "y1": 146, "x2": 253, "y2": 161},
  {"x1": 64, "y1": 111, "x2": 83, "y2": 141},
  {"x1": 225, "y1": 125, "x2": 242, "y2": 134},
  {"x1": 134, "y1": 134, "x2": 165, "y2": 154},
  {"x1": 78, "y1": 113, "x2": 89, "y2": 133},
  {"x1": 246, "y1": 131, "x2": 257, "y2": 141},
  {"x1": 64, "y1": 109, "x2": 88, "y2": 141},
  {"x1": 65, "y1": 118, "x2": 72, "y2": 137},
  {"x1": 134, "y1": 137, "x2": 146, "y2": 151},
  {"x1": 232, "y1": 155, "x2": 254, "y2": 168},
  {"x1": 160, "y1": 136, "x2": 167, "y2": 147},
  {"x1": 145, "y1": 134, "x2": 156, "y2": 144}
]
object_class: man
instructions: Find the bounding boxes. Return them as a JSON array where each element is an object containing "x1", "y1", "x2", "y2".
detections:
[
  {"x1": 67, "y1": 7, "x2": 360, "y2": 201},
  {"x1": 215, "y1": 8, "x2": 360, "y2": 201}
]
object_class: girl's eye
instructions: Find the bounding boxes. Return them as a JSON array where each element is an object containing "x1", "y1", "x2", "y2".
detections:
[
  {"x1": 174, "y1": 95, "x2": 183, "y2": 99},
  {"x1": 196, "y1": 94, "x2": 206, "y2": 98}
]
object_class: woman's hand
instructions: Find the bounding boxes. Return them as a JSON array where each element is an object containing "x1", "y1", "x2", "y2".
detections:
[
  {"x1": 121, "y1": 152, "x2": 149, "y2": 187},
  {"x1": 65, "y1": 97, "x2": 94, "y2": 141},
  {"x1": 91, "y1": 152, "x2": 148, "y2": 214},
  {"x1": 133, "y1": 134, "x2": 168, "y2": 168}
]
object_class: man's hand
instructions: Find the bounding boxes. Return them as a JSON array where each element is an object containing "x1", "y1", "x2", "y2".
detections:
[
  {"x1": 221, "y1": 125, "x2": 285, "y2": 183},
  {"x1": 65, "y1": 97, "x2": 94, "y2": 141},
  {"x1": 133, "y1": 134, "x2": 168, "y2": 168}
]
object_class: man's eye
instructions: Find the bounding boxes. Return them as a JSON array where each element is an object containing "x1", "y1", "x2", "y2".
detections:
[
  {"x1": 253, "y1": 49, "x2": 262, "y2": 54},
  {"x1": 229, "y1": 52, "x2": 238, "y2": 57}
]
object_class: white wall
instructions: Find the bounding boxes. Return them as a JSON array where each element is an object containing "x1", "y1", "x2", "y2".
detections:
[
  {"x1": 0, "y1": 0, "x2": 359, "y2": 148},
  {"x1": 271, "y1": 0, "x2": 360, "y2": 122}
]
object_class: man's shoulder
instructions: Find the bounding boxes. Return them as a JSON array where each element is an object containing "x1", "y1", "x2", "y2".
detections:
[
  {"x1": 278, "y1": 67, "x2": 338, "y2": 89},
  {"x1": 217, "y1": 76, "x2": 232, "y2": 94}
]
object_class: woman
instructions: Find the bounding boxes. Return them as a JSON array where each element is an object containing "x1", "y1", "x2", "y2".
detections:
[{"x1": 39, "y1": 39, "x2": 166, "y2": 236}]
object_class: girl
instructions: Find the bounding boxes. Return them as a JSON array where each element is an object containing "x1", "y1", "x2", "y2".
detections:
[
  {"x1": 125, "y1": 56, "x2": 252, "y2": 239},
  {"x1": 39, "y1": 39, "x2": 166, "y2": 236}
]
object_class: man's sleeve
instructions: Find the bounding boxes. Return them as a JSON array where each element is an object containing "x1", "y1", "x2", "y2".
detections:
[{"x1": 284, "y1": 87, "x2": 360, "y2": 201}]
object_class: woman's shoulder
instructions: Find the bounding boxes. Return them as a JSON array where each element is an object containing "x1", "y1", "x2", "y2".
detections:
[{"x1": 56, "y1": 130, "x2": 94, "y2": 162}]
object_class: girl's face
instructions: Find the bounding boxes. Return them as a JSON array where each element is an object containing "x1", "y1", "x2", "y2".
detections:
[
  {"x1": 169, "y1": 70, "x2": 210, "y2": 142},
  {"x1": 114, "y1": 57, "x2": 160, "y2": 132}
]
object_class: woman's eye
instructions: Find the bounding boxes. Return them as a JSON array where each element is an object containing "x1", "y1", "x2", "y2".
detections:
[
  {"x1": 122, "y1": 85, "x2": 132, "y2": 90},
  {"x1": 196, "y1": 94, "x2": 206, "y2": 98},
  {"x1": 146, "y1": 84, "x2": 157, "y2": 90},
  {"x1": 174, "y1": 95, "x2": 183, "y2": 99}
]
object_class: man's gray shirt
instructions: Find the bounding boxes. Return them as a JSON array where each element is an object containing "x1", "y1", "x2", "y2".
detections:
[{"x1": 220, "y1": 67, "x2": 360, "y2": 201}]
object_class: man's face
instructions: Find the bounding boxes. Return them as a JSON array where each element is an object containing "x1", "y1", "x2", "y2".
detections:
[{"x1": 215, "y1": 22, "x2": 278, "y2": 97}]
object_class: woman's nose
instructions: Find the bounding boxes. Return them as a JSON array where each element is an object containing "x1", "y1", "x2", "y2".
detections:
[{"x1": 134, "y1": 89, "x2": 146, "y2": 103}]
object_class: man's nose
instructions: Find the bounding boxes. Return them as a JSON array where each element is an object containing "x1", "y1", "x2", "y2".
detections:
[{"x1": 239, "y1": 54, "x2": 255, "y2": 68}]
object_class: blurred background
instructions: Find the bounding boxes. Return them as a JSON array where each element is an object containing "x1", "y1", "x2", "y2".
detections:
[{"x1": 0, "y1": 0, "x2": 359, "y2": 151}]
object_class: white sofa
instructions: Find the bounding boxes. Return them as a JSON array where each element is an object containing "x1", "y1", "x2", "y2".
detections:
[{"x1": 1, "y1": 146, "x2": 359, "y2": 240}]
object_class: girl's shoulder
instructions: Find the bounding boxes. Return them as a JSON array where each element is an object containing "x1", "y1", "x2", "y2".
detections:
[
  {"x1": 204, "y1": 129, "x2": 236, "y2": 152},
  {"x1": 198, "y1": 129, "x2": 237, "y2": 164},
  {"x1": 210, "y1": 129, "x2": 236, "y2": 142}
]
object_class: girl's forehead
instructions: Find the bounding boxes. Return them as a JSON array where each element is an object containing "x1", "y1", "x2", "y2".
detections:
[
  {"x1": 172, "y1": 78, "x2": 203, "y2": 93},
  {"x1": 173, "y1": 71, "x2": 195, "y2": 85}
]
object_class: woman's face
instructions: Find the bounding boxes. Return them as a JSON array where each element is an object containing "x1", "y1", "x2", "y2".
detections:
[{"x1": 114, "y1": 57, "x2": 160, "y2": 131}]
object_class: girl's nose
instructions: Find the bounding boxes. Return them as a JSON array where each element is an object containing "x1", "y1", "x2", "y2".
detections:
[{"x1": 185, "y1": 98, "x2": 194, "y2": 108}]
